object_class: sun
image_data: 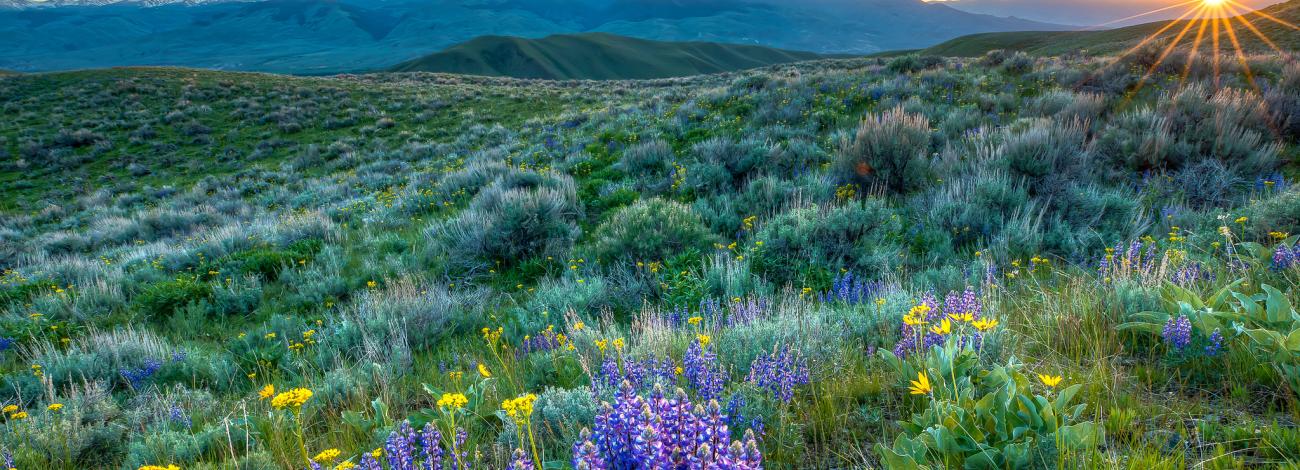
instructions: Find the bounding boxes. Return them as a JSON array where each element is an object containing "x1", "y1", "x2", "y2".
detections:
[{"x1": 1202, "y1": 0, "x2": 1225, "y2": 6}]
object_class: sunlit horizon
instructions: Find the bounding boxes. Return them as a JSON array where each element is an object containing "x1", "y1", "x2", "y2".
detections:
[{"x1": 922, "y1": 0, "x2": 1285, "y2": 27}]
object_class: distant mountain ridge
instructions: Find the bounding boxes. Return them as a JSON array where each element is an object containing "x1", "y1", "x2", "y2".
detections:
[
  {"x1": 0, "y1": 0, "x2": 1073, "y2": 73},
  {"x1": 389, "y1": 32, "x2": 826, "y2": 79}
]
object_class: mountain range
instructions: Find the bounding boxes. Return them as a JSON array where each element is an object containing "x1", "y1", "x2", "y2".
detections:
[
  {"x1": 389, "y1": 32, "x2": 827, "y2": 79},
  {"x1": 0, "y1": 0, "x2": 1071, "y2": 73}
]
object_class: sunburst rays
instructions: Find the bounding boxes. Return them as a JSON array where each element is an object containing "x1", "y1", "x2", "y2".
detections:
[{"x1": 1097, "y1": 0, "x2": 1295, "y2": 92}]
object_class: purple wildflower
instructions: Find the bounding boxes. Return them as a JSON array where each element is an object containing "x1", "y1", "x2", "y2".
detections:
[
  {"x1": 573, "y1": 381, "x2": 762, "y2": 470},
  {"x1": 1162, "y1": 315, "x2": 1193, "y2": 350},
  {"x1": 1205, "y1": 329, "x2": 1224, "y2": 357},
  {"x1": 683, "y1": 338, "x2": 728, "y2": 401},
  {"x1": 507, "y1": 448, "x2": 534, "y2": 470},
  {"x1": 746, "y1": 345, "x2": 810, "y2": 402},
  {"x1": 1273, "y1": 243, "x2": 1296, "y2": 271}
]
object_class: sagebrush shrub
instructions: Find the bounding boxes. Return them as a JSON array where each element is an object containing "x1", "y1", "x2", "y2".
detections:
[
  {"x1": 589, "y1": 197, "x2": 715, "y2": 264},
  {"x1": 430, "y1": 174, "x2": 582, "y2": 272},
  {"x1": 753, "y1": 200, "x2": 902, "y2": 284},
  {"x1": 834, "y1": 106, "x2": 932, "y2": 194}
]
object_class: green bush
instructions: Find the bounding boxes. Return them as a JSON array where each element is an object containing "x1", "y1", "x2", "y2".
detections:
[
  {"x1": 431, "y1": 174, "x2": 582, "y2": 272},
  {"x1": 752, "y1": 200, "x2": 902, "y2": 285},
  {"x1": 834, "y1": 106, "x2": 933, "y2": 194},
  {"x1": 589, "y1": 197, "x2": 715, "y2": 264},
  {"x1": 134, "y1": 276, "x2": 213, "y2": 319}
]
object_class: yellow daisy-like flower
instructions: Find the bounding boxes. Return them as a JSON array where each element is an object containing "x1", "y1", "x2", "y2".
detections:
[
  {"x1": 477, "y1": 363, "x2": 492, "y2": 378},
  {"x1": 696, "y1": 334, "x2": 712, "y2": 347},
  {"x1": 1, "y1": 405, "x2": 16, "y2": 414},
  {"x1": 9, "y1": 411, "x2": 27, "y2": 420},
  {"x1": 687, "y1": 316, "x2": 703, "y2": 326},
  {"x1": 908, "y1": 372, "x2": 932, "y2": 395},
  {"x1": 972, "y1": 318, "x2": 999, "y2": 332},
  {"x1": 1038, "y1": 374, "x2": 1063, "y2": 388},
  {"x1": 270, "y1": 388, "x2": 313, "y2": 410},
  {"x1": 313, "y1": 448, "x2": 342, "y2": 463},
  {"x1": 335, "y1": 462, "x2": 357, "y2": 470},
  {"x1": 613, "y1": 338, "x2": 625, "y2": 350},
  {"x1": 595, "y1": 339, "x2": 608, "y2": 353},
  {"x1": 929, "y1": 318, "x2": 952, "y2": 336},
  {"x1": 437, "y1": 393, "x2": 469, "y2": 411},
  {"x1": 501, "y1": 393, "x2": 538, "y2": 424},
  {"x1": 371, "y1": 448, "x2": 383, "y2": 458},
  {"x1": 47, "y1": 403, "x2": 63, "y2": 412},
  {"x1": 258, "y1": 384, "x2": 275, "y2": 400},
  {"x1": 573, "y1": 321, "x2": 585, "y2": 331},
  {"x1": 138, "y1": 465, "x2": 181, "y2": 470}
]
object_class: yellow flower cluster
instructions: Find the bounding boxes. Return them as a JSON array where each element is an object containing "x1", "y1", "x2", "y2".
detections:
[
  {"x1": 139, "y1": 466, "x2": 181, "y2": 470},
  {"x1": 313, "y1": 448, "x2": 342, "y2": 463},
  {"x1": 270, "y1": 388, "x2": 313, "y2": 410},
  {"x1": 481, "y1": 327, "x2": 504, "y2": 346},
  {"x1": 259, "y1": 384, "x2": 276, "y2": 400},
  {"x1": 696, "y1": 334, "x2": 712, "y2": 347},
  {"x1": 437, "y1": 393, "x2": 468, "y2": 411},
  {"x1": 902, "y1": 304, "x2": 932, "y2": 326},
  {"x1": 47, "y1": 403, "x2": 63, "y2": 412},
  {"x1": 477, "y1": 363, "x2": 492, "y2": 378},
  {"x1": 501, "y1": 393, "x2": 537, "y2": 424}
]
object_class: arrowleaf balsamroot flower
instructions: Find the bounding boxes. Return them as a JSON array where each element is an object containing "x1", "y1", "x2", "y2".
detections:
[
  {"x1": 477, "y1": 363, "x2": 492, "y2": 378},
  {"x1": 270, "y1": 388, "x2": 313, "y2": 410},
  {"x1": 47, "y1": 403, "x2": 63, "y2": 412},
  {"x1": 313, "y1": 448, "x2": 342, "y2": 463},
  {"x1": 1038, "y1": 374, "x2": 1063, "y2": 388},
  {"x1": 908, "y1": 372, "x2": 932, "y2": 395},
  {"x1": 258, "y1": 384, "x2": 275, "y2": 400}
]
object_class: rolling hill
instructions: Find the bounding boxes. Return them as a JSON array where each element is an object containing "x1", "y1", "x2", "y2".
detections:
[
  {"x1": 920, "y1": 0, "x2": 1300, "y2": 57},
  {"x1": 0, "y1": 0, "x2": 1070, "y2": 73},
  {"x1": 389, "y1": 33, "x2": 825, "y2": 79}
]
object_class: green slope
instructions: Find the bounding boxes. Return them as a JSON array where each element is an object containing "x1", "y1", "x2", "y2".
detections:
[
  {"x1": 389, "y1": 32, "x2": 825, "y2": 80},
  {"x1": 921, "y1": 0, "x2": 1300, "y2": 57}
]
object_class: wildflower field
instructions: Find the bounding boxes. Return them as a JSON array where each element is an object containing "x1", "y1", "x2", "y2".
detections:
[{"x1": 1, "y1": 49, "x2": 1299, "y2": 469}]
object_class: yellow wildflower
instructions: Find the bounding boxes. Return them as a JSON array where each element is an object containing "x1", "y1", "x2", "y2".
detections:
[
  {"x1": 696, "y1": 334, "x2": 712, "y2": 347},
  {"x1": 270, "y1": 388, "x2": 313, "y2": 410},
  {"x1": 47, "y1": 403, "x2": 63, "y2": 412},
  {"x1": 335, "y1": 462, "x2": 357, "y2": 470},
  {"x1": 313, "y1": 449, "x2": 342, "y2": 463},
  {"x1": 437, "y1": 393, "x2": 469, "y2": 411},
  {"x1": 1, "y1": 405, "x2": 16, "y2": 414},
  {"x1": 1038, "y1": 374, "x2": 1063, "y2": 388},
  {"x1": 259, "y1": 384, "x2": 275, "y2": 400},
  {"x1": 908, "y1": 372, "x2": 932, "y2": 395},
  {"x1": 477, "y1": 363, "x2": 492, "y2": 378}
]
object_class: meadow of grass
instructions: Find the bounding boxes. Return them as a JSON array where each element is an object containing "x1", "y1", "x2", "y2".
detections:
[{"x1": 0, "y1": 49, "x2": 1299, "y2": 469}]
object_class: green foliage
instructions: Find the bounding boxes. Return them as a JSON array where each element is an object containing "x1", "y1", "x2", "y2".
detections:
[
  {"x1": 877, "y1": 343, "x2": 1103, "y2": 469},
  {"x1": 752, "y1": 200, "x2": 902, "y2": 284},
  {"x1": 834, "y1": 106, "x2": 933, "y2": 194},
  {"x1": 134, "y1": 275, "x2": 214, "y2": 319},
  {"x1": 589, "y1": 197, "x2": 715, "y2": 264}
]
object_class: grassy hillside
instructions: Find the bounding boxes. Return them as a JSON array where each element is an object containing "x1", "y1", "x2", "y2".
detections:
[
  {"x1": 1, "y1": 48, "x2": 1299, "y2": 470},
  {"x1": 923, "y1": 0, "x2": 1300, "y2": 57},
  {"x1": 390, "y1": 33, "x2": 825, "y2": 79}
]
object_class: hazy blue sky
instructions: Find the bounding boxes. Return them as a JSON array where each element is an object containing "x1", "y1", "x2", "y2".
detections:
[{"x1": 924, "y1": 0, "x2": 1282, "y2": 26}]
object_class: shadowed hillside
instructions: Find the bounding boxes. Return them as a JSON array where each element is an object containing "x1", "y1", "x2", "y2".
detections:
[{"x1": 389, "y1": 33, "x2": 827, "y2": 79}]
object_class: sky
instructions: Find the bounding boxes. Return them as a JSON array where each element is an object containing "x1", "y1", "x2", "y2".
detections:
[{"x1": 923, "y1": 0, "x2": 1283, "y2": 27}]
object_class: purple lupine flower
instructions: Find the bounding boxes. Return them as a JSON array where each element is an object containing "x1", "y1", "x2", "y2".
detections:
[
  {"x1": 121, "y1": 357, "x2": 164, "y2": 388},
  {"x1": 360, "y1": 455, "x2": 384, "y2": 470},
  {"x1": 308, "y1": 461, "x2": 324, "y2": 470},
  {"x1": 171, "y1": 350, "x2": 187, "y2": 363},
  {"x1": 746, "y1": 346, "x2": 809, "y2": 402},
  {"x1": 453, "y1": 428, "x2": 470, "y2": 469},
  {"x1": 1162, "y1": 315, "x2": 1193, "y2": 350},
  {"x1": 573, "y1": 381, "x2": 762, "y2": 470},
  {"x1": 507, "y1": 448, "x2": 534, "y2": 470},
  {"x1": 1205, "y1": 329, "x2": 1224, "y2": 357},
  {"x1": 3, "y1": 449, "x2": 14, "y2": 470},
  {"x1": 822, "y1": 272, "x2": 884, "y2": 305},
  {"x1": 420, "y1": 423, "x2": 444, "y2": 470},
  {"x1": 683, "y1": 338, "x2": 728, "y2": 401},
  {"x1": 0, "y1": 337, "x2": 14, "y2": 353},
  {"x1": 169, "y1": 404, "x2": 191, "y2": 429},
  {"x1": 386, "y1": 421, "x2": 419, "y2": 470},
  {"x1": 1273, "y1": 243, "x2": 1296, "y2": 271}
]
